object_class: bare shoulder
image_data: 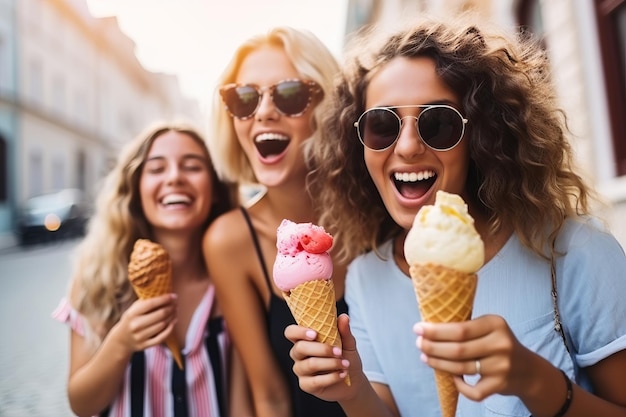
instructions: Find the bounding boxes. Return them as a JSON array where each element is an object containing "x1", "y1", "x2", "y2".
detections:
[
  {"x1": 203, "y1": 208, "x2": 249, "y2": 251},
  {"x1": 202, "y1": 208, "x2": 256, "y2": 285}
]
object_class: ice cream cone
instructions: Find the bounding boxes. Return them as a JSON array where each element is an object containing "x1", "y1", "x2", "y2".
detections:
[
  {"x1": 128, "y1": 239, "x2": 184, "y2": 370},
  {"x1": 283, "y1": 279, "x2": 351, "y2": 386},
  {"x1": 410, "y1": 263, "x2": 477, "y2": 417}
]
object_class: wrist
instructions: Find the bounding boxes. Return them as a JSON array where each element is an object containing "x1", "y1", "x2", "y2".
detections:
[
  {"x1": 526, "y1": 367, "x2": 573, "y2": 417},
  {"x1": 519, "y1": 356, "x2": 574, "y2": 417},
  {"x1": 550, "y1": 370, "x2": 573, "y2": 417},
  {"x1": 105, "y1": 323, "x2": 135, "y2": 361},
  {"x1": 341, "y1": 378, "x2": 395, "y2": 417}
]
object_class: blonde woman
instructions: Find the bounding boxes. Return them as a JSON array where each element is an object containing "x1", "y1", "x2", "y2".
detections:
[
  {"x1": 202, "y1": 27, "x2": 348, "y2": 417},
  {"x1": 53, "y1": 122, "x2": 251, "y2": 417}
]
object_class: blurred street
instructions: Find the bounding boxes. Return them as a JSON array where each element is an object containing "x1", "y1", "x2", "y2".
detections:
[{"x1": 0, "y1": 239, "x2": 77, "y2": 416}]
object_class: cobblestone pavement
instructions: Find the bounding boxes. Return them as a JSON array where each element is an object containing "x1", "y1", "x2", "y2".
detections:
[{"x1": 0, "y1": 239, "x2": 77, "y2": 416}]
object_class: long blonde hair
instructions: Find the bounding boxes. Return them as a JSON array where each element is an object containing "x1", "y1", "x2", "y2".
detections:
[
  {"x1": 69, "y1": 121, "x2": 235, "y2": 345},
  {"x1": 209, "y1": 26, "x2": 340, "y2": 184}
]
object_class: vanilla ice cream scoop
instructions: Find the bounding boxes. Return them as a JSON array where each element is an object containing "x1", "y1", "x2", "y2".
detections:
[{"x1": 404, "y1": 191, "x2": 484, "y2": 273}]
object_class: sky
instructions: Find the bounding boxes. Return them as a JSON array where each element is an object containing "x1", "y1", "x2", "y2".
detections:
[{"x1": 85, "y1": 0, "x2": 349, "y2": 114}]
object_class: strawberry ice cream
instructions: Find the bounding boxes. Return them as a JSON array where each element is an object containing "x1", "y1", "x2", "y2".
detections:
[
  {"x1": 272, "y1": 219, "x2": 351, "y2": 385},
  {"x1": 273, "y1": 219, "x2": 334, "y2": 292}
]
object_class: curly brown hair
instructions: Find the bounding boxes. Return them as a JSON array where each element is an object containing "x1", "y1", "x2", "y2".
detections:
[{"x1": 309, "y1": 16, "x2": 592, "y2": 264}]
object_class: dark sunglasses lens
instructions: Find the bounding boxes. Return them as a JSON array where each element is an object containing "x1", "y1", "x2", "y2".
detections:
[
  {"x1": 359, "y1": 109, "x2": 400, "y2": 150},
  {"x1": 223, "y1": 85, "x2": 259, "y2": 118},
  {"x1": 419, "y1": 107, "x2": 463, "y2": 150},
  {"x1": 273, "y1": 81, "x2": 311, "y2": 115}
]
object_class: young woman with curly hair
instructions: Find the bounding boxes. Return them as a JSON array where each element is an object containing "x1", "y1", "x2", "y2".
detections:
[
  {"x1": 53, "y1": 122, "x2": 251, "y2": 417},
  {"x1": 202, "y1": 27, "x2": 349, "y2": 417},
  {"x1": 286, "y1": 16, "x2": 626, "y2": 417}
]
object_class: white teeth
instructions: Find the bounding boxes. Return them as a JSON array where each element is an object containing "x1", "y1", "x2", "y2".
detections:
[
  {"x1": 162, "y1": 194, "x2": 191, "y2": 205},
  {"x1": 256, "y1": 132, "x2": 289, "y2": 142},
  {"x1": 394, "y1": 170, "x2": 435, "y2": 182}
]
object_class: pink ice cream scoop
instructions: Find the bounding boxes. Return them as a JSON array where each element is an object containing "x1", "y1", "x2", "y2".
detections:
[{"x1": 273, "y1": 219, "x2": 334, "y2": 292}]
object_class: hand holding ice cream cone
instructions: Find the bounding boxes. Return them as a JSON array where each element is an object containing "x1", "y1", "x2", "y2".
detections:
[
  {"x1": 404, "y1": 191, "x2": 484, "y2": 417},
  {"x1": 273, "y1": 219, "x2": 350, "y2": 386},
  {"x1": 128, "y1": 239, "x2": 184, "y2": 370}
]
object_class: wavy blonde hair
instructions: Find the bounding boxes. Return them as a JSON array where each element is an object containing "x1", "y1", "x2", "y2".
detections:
[
  {"x1": 69, "y1": 121, "x2": 236, "y2": 345},
  {"x1": 208, "y1": 26, "x2": 340, "y2": 184},
  {"x1": 310, "y1": 16, "x2": 593, "y2": 264}
]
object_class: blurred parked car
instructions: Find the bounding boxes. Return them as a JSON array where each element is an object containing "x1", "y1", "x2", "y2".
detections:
[{"x1": 17, "y1": 188, "x2": 93, "y2": 246}]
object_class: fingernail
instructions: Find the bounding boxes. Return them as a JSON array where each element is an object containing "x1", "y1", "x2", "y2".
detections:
[
  {"x1": 339, "y1": 371, "x2": 347, "y2": 378},
  {"x1": 420, "y1": 353, "x2": 428, "y2": 363},
  {"x1": 305, "y1": 330, "x2": 317, "y2": 340},
  {"x1": 413, "y1": 323, "x2": 423, "y2": 335},
  {"x1": 333, "y1": 346, "x2": 342, "y2": 356},
  {"x1": 341, "y1": 359, "x2": 350, "y2": 368},
  {"x1": 170, "y1": 293, "x2": 178, "y2": 299},
  {"x1": 416, "y1": 336, "x2": 422, "y2": 349}
]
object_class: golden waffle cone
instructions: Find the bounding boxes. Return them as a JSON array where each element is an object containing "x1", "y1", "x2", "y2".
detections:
[
  {"x1": 128, "y1": 239, "x2": 184, "y2": 370},
  {"x1": 410, "y1": 263, "x2": 477, "y2": 417},
  {"x1": 283, "y1": 279, "x2": 351, "y2": 386}
]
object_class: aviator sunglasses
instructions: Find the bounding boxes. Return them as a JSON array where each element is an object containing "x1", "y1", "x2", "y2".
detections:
[
  {"x1": 354, "y1": 105, "x2": 468, "y2": 151},
  {"x1": 219, "y1": 79, "x2": 322, "y2": 120}
]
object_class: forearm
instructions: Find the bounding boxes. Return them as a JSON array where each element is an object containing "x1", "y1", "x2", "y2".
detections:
[
  {"x1": 241, "y1": 347, "x2": 291, "y2": 417},
  {"x1": 251, "y1": 383, "x2": 292, "y2": 417},
  {"x1": 68, "y1": 329, "x2": 133, "y2": 417},
  {"x1": 228, "y1": 348, "x2": 254, "y2": 417},
  {"x1": 339, "y1": 380, "x2": 398, "y2": 417},
  {"x1": 235, "y1": 337, "x2": 292, "y2": 417},
  {"x1": 254, "y1": 400, "x2": 291, "y2": 417},
  {"x1": 217, "y1": 284, "x2": 291, "y2": 416},
  {"x1": 522, "y1": 358, "x2": 626, "y2": 417}
]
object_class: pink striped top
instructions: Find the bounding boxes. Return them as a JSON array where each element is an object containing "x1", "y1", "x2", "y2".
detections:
[{"x1": 52, "y1": 285, "x2": 229, "y2": 417}]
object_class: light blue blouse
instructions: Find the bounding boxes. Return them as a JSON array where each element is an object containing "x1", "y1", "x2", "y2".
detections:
[{"x1": 345, "y1": 217, "x2": 626, "y2": 417}]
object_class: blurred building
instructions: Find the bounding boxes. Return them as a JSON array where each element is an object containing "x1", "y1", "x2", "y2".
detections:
[
  {"x1": 345, "y1": 0, "x2": 626, "y2": 247},
  {"x1": 0, "y1": 0, "x2": 203, "y2": 246}
]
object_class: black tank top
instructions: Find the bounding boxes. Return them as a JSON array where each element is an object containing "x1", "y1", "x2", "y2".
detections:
[{"x1": 240, "y1": 208, "x2": 348, "y2": 417}]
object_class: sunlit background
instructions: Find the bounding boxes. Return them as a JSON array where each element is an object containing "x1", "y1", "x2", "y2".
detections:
[
  {"x1": 0, "y1": 0, "x2": 624, "y2": 416},
  {"x1": 0, "y1": 0, "x2": 624, "y2": 251},
  {"x1": 85, "y1": 0, "x2": 349, "y2": 113}
]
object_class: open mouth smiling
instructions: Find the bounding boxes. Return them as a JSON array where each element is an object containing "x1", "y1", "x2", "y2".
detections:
[
  {"x1": 393, "y1": 170, "x2": 436, "y2": 200},
  {"x1": 255, "y1": 132, "x2": 290, "y2": 158},
  {"x1": 161, "y1": 193, "x2": 192, "y2": 207}
]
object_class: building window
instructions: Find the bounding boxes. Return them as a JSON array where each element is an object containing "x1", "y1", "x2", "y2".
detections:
[
  {"x1": 0, "y1": 135, "x2": 6, "y2": 202},
  {"x1": 52, "y1": 74, "x2": 66, "y2": 118},
  {"x1": 29, "y1": 150, "x2": 43, "y2": 197},
  {"x1": 596, "y1": 0, "x2": 626, "y2": 176},
  {"x1": 76, "y1": 150, "x2": 86, "y2": 191},
  {"x1": 74, "y1": 91, "x2": 88, "y2": 126},
  {"x1": 517, "y1": 0, "x2": 547, "y2": 49},
  {"x1": 518, "y1": 0, "x2": 545, "y2": 36},
  {"x1": 52, "y1": 155, "x2": 64, "y2": 190},
  {"x1": 28, "y1": 59, "x2": 43, "y2": 107},
  {"x1": 0, "y1": 36, "x2": 8, "y2": 93}
]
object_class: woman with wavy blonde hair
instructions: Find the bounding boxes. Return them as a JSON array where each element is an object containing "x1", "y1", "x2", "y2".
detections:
[
  {"x1": 202, "y1": 26, "x2": 348, "y2": 417},
  {"x1": 286, "y1": 15, "x2": 626, "y2": 417},
  {"x1": 53, "y1": 121, "x2": 250, "y2": 417}
]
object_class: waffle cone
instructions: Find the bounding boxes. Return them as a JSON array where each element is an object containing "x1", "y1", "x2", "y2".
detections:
[
  {"x1": 410, "y1": 263, "x2": 477, "y2": 417},
  {"x1": 283, "y1": 279, "x2": 351, "y2": 386},
  {"x1": 128, "y1": 239, "x2": 183, "y2": 370}
]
